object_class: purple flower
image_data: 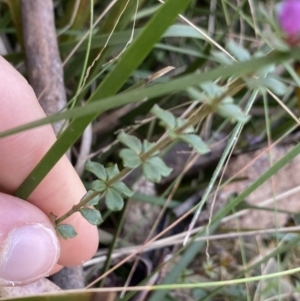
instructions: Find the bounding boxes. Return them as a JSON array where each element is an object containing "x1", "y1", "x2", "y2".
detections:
[{"x1": 278, "y1": 0, "x2": 300, "y2": 46}]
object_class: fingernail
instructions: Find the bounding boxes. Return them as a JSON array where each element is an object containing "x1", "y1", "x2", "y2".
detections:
[{"x1": 0, "y1": 224, "x2": 60, "y2": 286}]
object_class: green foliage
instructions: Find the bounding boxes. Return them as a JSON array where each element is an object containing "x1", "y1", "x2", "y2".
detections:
[
  {"x1": 216, "y1": 102, "x2": 250, "y2": 123},
  {"x1": 190, "y1": 82, "x2": 250, "y2": 123},
  {"x1": 151, "y1": 105, "x2": 210, "y2": 154},
  {"x1": 105, "y1": 187, "x2": 124, "y2": 211},
  {"x1": 142, "y1": 156, "x2": 172, "y2": 183},
  {"x1": 260, "y1": 77, "x2": 289, "y2": 95},
  {"x1": 227, "y1": 40, "x2": 251, "y2": 61},
  {"x1": 211, "y1": 50, "x2": 234, "y2": 65},
  {"x1": 117, "y1": 131, "x2": 172, "y2": 183},
  {"x1": 91, "y1": 179, "x2": 106, "y2": 192},
  {"x1": 118, "y1": 131, "x2": 142, "y2": 153},
  {"x1": 79, "y1": 207, "x2": 103, "y2": 225},
  {"x1": 14, "y1": 0, "x2": 193, "y2": 200},
  {"x1": 86, "y1": 160, "x2": 133, "y2": 212},
  {"x1": 112, "y1": 181, "x2": 134, "y2": 197},
  {"x1": 150, "y1": 104, "x2": 177, "y2": 128},
  {"x1": 106, "y1": 164, "x2": 120, "y2": 179},
  {"x1": 180, "y1": 134, "x2": 210, "y2": 154},
  {"x1": 85, "y1": 160, "x2": 107, "y2": 181},
  {"x1": 56, "y1": 224, "x2": 77, "y2": 239},
  {"x1": 4, "y1": 1, "x2": 300, "y2": 298},
  {"x1": 200, "y1": 81, "x2": 225, "y2": 99},
  {"x1": 119, "y1": 148, "x2": 142, "y2": 168}
]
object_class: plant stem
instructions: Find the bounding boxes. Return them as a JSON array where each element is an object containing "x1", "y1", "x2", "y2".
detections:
[
  {"x1": 55, "y1": 79, "x2": 245, "y2": 225},
  {"x1": 98, "y1": 200, "x2": 128, "y2": 287}
]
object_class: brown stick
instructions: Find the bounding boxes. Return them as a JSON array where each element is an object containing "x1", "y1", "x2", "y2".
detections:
[
  {"x1": 21, "y1": 0, "x2": 67, "y2": 134},
  {"x1": 20, "y1": 0, "x2": 84, "y2": 291}
]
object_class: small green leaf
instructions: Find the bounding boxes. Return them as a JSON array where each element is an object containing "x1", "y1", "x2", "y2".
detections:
[
  {"x1": 91, "y1": 179, "x2": 106, "y2": 192},
  {"x1": 180, "y1": 134, "x2": 210, "y2": 154},
  {"x1": 56, "y1": 224, "x2": 77, "y2": 239},
  {"x1": 222, "y1": 96, "x2": 234, "y2": 104},
  {"x1": 261, "y1": 77, "x2": 288, "y2": 96},
  {"x1": 187, "y1": 87, "x2": 204, "y2": 102},
  {"x1": 253, "y1": 52, "x2": 275, "y2": 76},
  {"x1": 151, "y1": 104, "x2": 176, "y2": 129},
  {"x1": 261, "y1": 27, "x2": 290, "y2": 51},
  {"x1": 211, "y1": 50, "x2": 233, "y2": 65},
  {"x1": 216, "y1": 103, "x2": 250, "y2": 123},
  {"x1": 244, "y1": 78, "x2": 268, "y2": 94},
  {"x1": 85, "y1": 160, "x2": 107, "y2": 181},
  {"x1": 112, "y1": 181, "x2": 134, "y2": 197},
  {"x1": 192, "y1": 288, "x2": 207, "y2": 299},
  {"x1": 200, "y1": 82, "x2": 224, "y2": 98},
  {"x1": 146, "y1": 157, "x2": 172, "y2": 177},
  {"x1": 270, "y1": 35, "x2": 290, "y2": 52},
  {"x1": 117, "y1": 131, "x2": 142, "y2": 153},
  {"x1": 176, "y1": 118, "x2": 194, "y2": 133},
  {"x1": 106, "y1": 187, "x2": 124, "y2": 211},
  {"x1": 119, "y1": 149, "x2": 141, "y2": 168},
  {"x1": 292, "y1": 213, "x2": 300, "y2": 225},
  {"x1": 143, "y1": 140, "x2": 159, "y2": 155},
  {"x1": 81, "y1": 190, "x2": 100, "y2": 206},
  {"x1": 227, "y1": 40, "x2": 251, "y2": 61},
  {"x1": 143, "y1": 161, "x2": 162, "y2": 183},
  {"x1": 259, "y1": 3, "x2": 276, "y2": 25},
  {"x1": 166, "y1": 128, "x2": 179, "y2": 140},
  {"x1": 143, "y1": 156, "x2": 172, "y2": 183},
  {"x1": 106, "y1": 164, "x2": 120, "y2": 179},
  {"x1": 80, "y1": 208, "x2": 103, "y2": 225}
]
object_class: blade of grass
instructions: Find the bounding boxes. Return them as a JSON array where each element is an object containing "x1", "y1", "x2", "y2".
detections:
[
  {"x1": 71, "y1": 0, "x2": 146, "y2": 90},
  {"x1": 5, "y1": 0, "x2": 23, "y2": 46},
  {"x1": 57, "y1": 0, "x2": 92, "y2": 41},
  {"x1": 57, "y1": 0, "x2": 94, "y2": 137},
  {"x1": 4, "y1": 24, "x2": 209, "y2": 65},
  {"x1": 59, "y1": 24, "x2": 207, "y2": 53},
  {"x1": 1, "y1": 49, "x2": 298, "y2": 140},
  {"x1": 99, "y1": 200, "x2": 128, "y2": 287},
  {"x1": 184, "y1": 89, "x2": 259, "y2": 244}
]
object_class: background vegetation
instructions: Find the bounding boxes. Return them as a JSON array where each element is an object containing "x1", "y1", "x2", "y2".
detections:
[{"x1": 2, "y1": 0, "x2": 300, "y2": 300}]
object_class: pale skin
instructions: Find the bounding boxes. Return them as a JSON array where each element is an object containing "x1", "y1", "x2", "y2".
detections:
[{"x1": 0, "y1": 56, "x2": 99, "y2": 285}]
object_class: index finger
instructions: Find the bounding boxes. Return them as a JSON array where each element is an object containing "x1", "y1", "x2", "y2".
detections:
[{"x1": 0, "y1": 56, "x2": 98, "y2": 266}]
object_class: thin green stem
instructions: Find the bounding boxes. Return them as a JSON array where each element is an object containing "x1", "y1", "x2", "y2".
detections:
[
  {"x1": 98, "y1": 201, "x2": 128, "y2": 287},
  {"x1": 57, "y1": 0, "x2": 94, "y2": 137},
  {"x1": 232, "y1": 205, "x2": 251, "y2": 301},
  {"x1": 186, "y1": 89, "x2": 259, "y2": 244},
  {"x1": 73, "y1": 0, "x2": 94, "y2": 99},
  {"x1": 55, "y1": 189, "x2": 100, "y2": 224},
  {"x1": 263, "y1": 90, "x2": 283, "y2": 300}
]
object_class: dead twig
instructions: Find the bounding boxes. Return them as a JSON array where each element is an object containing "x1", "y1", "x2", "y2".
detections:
[
  {"x1": 20, "y1": 0, "x2": 84, "y2": 291},
  {"x1": 21, "y1": 0, "x2": 67, "y2": 134}
]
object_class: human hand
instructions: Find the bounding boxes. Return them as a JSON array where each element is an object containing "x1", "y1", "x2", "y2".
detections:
[{"x1": 0, "y1": 56, "x2": 99, "y2": 286}]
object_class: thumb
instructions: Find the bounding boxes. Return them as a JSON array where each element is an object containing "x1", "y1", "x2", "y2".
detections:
[{"x1": 0, "y1": 193, "x2": 60, "y2": 286}]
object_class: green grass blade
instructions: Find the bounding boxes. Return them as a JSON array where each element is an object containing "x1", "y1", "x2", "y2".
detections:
[
  {"x1": 59, "y1": 24, "x2": 207, "y2": 53},
  {"x1": 1, "y1": 49, "x2": 299, "y2": 140}
]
